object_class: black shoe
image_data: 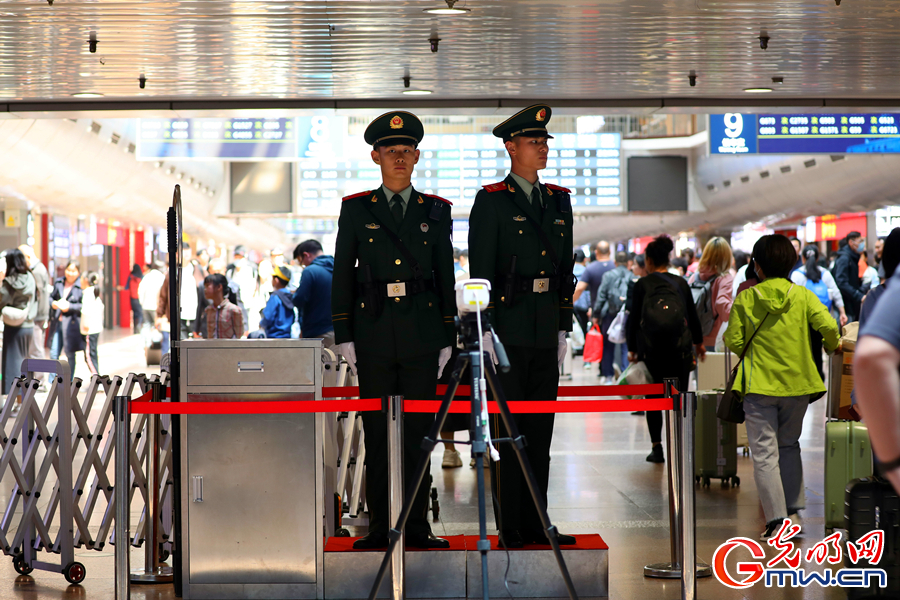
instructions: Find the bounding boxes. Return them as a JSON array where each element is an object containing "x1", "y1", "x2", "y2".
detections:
[
  {"x1": 498, "y1": 530, "x2": 525, "y2": 549},
  {"x1": 406, "y1": 532, "x2": 450, "y2": 549},
  {"x1": 646, "y1": 444, "x2": 664, "y2": 463},
  {"x1": 352, "y1": 531, "x2": 389, "y2": 549},
  {"x1": 523, "y1": 530, "x2": 577, "y2": 545},
  {"x1": 631, "y1": 411, "x2": 645, "y2": 416}
]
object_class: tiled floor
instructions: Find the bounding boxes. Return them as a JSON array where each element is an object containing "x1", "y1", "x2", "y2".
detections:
[{"x1": 0, "y1": 337, "x2": 860, "y2": 598}]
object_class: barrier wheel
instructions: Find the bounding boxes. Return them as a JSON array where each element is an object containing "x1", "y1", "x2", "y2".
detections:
[
  {"x1": 12, "y1": 553, "x2": 33, "y2": 575},
  {"x1": 335, "y1": 528, "x2": 351, "y2": 538},
  {"x1": 63, "y1": 561, "x2": 86, "y2": 585},
  {"x1": 695, "y1": 476, "x2": 700, "y2": 485},
  {"x1": 703, "y1": 476, "x2": 711, "y2": 488},
  {"x1": 733, "y1": 476, "x2": 740, "y2": 487},
  {"x1": 159, "y1": 544, "x2": 170, "y2": 562}
]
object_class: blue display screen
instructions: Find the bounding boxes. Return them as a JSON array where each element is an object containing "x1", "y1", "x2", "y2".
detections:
[
  {"x1": 137, "y1": 118, "x2": 296, "y2": 159},
  {"x1": 711, "y1": 113, "x2": 900, "y2": 154}
]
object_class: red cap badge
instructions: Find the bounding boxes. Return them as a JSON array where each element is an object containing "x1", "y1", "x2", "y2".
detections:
[
  {"x1": 390, "y1": 115, "x2": 404, "y2": 129},
  {"x1": 536, "y1": 108, "x2": 547, "y2": 122}
]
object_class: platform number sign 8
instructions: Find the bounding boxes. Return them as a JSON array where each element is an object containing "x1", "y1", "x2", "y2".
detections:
[{"x1": 724, "y1": 113, "x2": 744, "y2": 139}]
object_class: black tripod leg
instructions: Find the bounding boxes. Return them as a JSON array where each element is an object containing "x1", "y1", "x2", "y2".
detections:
[
  {"x1": 366, "y1": 354, "x2": 469, "y2": 600},
  {"x1": 483, "y1": 365, "x2": 580, "y2": 600},
  {"x1": 469, "y1": 351, "x2": 491, "y2": 600}
]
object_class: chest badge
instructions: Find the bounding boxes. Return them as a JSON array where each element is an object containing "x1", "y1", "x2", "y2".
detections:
[
  {"x1": 420, "y1": 223, "x2": 429, "y2": 233},
  {"x1": 554, "y1": 219, "x2": 566, "y2": 225},
  {"x1": 513, "y1": 215, "x2": 526, "y2": 222},
  {"x1": 365, "y1": 223, "x2": 380, "y2": 229}
]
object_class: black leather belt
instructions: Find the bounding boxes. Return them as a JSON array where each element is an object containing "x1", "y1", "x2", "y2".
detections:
[
  {"x1": 359, "y1": 279, "x2": 433, "y2": 298},
  {"x1": 513, "y1": 276, "x2": 560, "y2": 294}
]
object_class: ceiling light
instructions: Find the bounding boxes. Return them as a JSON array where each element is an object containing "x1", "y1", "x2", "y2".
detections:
[
  {"x1": 176, "y1": 172, "x2": 184, "y2": 180},
  {"x1": 424, "y1": 0, "x2": 469, "y2": 14},
  {"x1": 79, "y1": 72, "x2": 92, "y2": 77},
  {"x1": 72, "y1": 92, "x2": 104, "y2": 98},
  {"x1": 402, "y1": 89, "x2": 432, "y2": 96},
  {"x1": 744, "y1": 87, "x2": 773, "y2": 93}
]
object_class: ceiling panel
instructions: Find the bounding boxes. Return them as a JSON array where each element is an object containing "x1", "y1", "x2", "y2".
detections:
[{"x1": 0, "y1": 0, "x2": 897, "y2": 104}]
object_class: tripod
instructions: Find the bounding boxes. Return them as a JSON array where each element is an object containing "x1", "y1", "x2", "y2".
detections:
[{"x1": 367, "y1": 313, "x2": 579, "y2": 600}]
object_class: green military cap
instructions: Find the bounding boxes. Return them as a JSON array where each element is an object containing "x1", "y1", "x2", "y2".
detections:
[
  {"x1": 492, "y1": 104, "x2": 555, "y2": 142},
  {"x1": 364, "y1": 111, "x2": 425, "y2": 148}
]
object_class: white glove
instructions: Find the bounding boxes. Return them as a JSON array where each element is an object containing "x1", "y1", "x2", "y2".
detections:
[
  {"x1": 557, "y1": 331, "x2": 567, "y2": 369},
  {"x1": 338, "y1": 342, "x2": 358, "y2": 376},
  {"x1": 437, "y1": 346, "x2": 452, "y2": 378},
  {"x1": 481, "y1": 331, "x2": 498, "y2": 366}
]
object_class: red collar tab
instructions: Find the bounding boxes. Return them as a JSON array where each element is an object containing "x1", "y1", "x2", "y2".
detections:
[
  {"x1": 482, "y1": 182, "x2": 508, "y2": 193},
  {"x1": 545, "y1": 183, "x2": 572, "y2": 193},
  {"x1": 342, "y1": 190, "x2": 372, "y2": 202}
]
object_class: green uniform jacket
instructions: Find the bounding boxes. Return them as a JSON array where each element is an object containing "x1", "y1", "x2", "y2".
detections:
[
  {"x1": 468, "y1": 174, "x2": 574, "y2": 349},
  {"x1": 331, "y1": 186, "x2": 457, "y2": 359}
]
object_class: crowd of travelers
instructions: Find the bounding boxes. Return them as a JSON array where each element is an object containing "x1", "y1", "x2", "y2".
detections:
[{"x1": 574, "y1": 228, "x2": 900, "y2": 541}]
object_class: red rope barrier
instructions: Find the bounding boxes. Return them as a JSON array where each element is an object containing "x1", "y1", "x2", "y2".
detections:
[
  {"x1": 404, "y1": 398, "x2": 674, "y2": 413},
  {"x1": 322, "y1": 383, "x2": 667, "y2": 399},
  {"x1": 131, "y1": 398, "x2": 383, "y2": 415}
]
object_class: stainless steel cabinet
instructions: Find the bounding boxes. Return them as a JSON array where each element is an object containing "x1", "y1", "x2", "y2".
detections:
[{"x1": 180, "y1": 339, "x2": 324, "y2": 599}]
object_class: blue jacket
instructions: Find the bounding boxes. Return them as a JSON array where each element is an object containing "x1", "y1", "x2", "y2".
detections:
[
  {"x1": 261, "y1": 289, "x2": 295, "y2": 339},
  {"x1": 293, "y1": 255, "x2": 334, "y2": 338}
]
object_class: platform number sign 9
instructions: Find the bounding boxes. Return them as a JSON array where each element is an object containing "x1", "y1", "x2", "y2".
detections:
[{"x1": 710, "y1": 113, "x2": 756, "y2": 154}]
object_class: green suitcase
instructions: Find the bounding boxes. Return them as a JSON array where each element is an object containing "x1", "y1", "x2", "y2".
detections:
[
  {"x1": 824, "y1": 420, "x2": 872, "y2": 529},
  {"x1": 694, "y1": 391, "x2": 739, "y2": 488}
]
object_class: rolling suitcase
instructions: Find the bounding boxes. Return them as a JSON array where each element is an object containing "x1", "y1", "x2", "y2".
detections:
[
  {"x1": 694, "y1": 391, "x2": 739, "y2": 487},
  {"x1": 825, "y1": 420, "x2": 873, "y2": 529},
  {"x1": 844, "y1": 476, "x2": 900, "y2": 598}
]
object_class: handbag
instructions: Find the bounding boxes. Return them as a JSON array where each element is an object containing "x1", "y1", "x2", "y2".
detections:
[
  {"x1": 1, "y1": 306, "x2": 27, "y2": 327},
  {"x1": 606, "y1": 306, "x2": 628, "y2": 344},
  {"x1": 717, "y1": 313, "x2": 769, "y2": 424},
  {"x1": 583, "y1": 324, "x2": 604, "y2": 363}
]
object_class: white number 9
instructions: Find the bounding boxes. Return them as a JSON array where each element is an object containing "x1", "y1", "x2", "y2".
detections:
[{"x1": 724, "y1": 113, "x2": 743, "y2": 139}]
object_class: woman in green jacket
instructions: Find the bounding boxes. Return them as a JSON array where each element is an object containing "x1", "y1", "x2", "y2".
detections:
[{"x1": 724, "y1": 235, "x2": 840, "y2": 541}]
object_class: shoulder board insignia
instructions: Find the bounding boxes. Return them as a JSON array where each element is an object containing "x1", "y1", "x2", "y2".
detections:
[
  {"x1": 423, "y1": 193, "x2": 453, "y2": 206},
  {"x1": 365, "y1": 223, "x2": 380, "y2": 229},
  {"x1": 544, "y1": 183, "x2": 572, "y2": 194},
  {"x1": 342, "y1": 190, "x2": 372, "y2": 202},
  {"x1": 513, "y1": 216, "x2": 527, "y2": 222},
  {"x1": 482, "y1": 182, "x2": 508, "y2": 193}
]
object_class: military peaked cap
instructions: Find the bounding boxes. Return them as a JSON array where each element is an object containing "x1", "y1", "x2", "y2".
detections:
[
  {"x1": 364, "y1": 111, "x2": 425, "y2": 148},
  {"x1": 492, "y1": 104, "x2": 555, "y2": 141}
]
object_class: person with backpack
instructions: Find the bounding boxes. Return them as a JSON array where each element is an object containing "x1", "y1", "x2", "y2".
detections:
[
  {"x1": 627, "y1": 235, "x2": 704, "y2": 463},
  {"x1": 260, "y1": 265, "x2": 295, "y2": 339},
  {"x1": 791, "y1": 244, "x2": 848, "y2": 380},
  {"x1": 686, "y1": 237, "x2": 735, "y2": 351},
  {"x1": 723, "y1": 235, "x2": 839, "y2": 541},
  {"x1": 594, "y1": 251, "x2": 631, "y2": 382}
]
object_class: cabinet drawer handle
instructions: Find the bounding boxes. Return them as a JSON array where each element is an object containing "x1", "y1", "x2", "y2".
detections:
[
  {"x1": 192, "y1": 476, "x2": 203, "y2": 502},
  {"x1": 238, "y1": 361, "x2": 264, "y2": 372}
]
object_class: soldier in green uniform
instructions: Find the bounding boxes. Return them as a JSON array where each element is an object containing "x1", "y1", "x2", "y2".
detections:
[
  {"x1": 468, "y1": 104, "x2": 577, "y2": 549},
  {"x1": 332, "y1": 111, "x2": 456, "y2": 549}
]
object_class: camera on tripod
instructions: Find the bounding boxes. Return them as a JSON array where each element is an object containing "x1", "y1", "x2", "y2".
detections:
[{"x1": 454, "y1": 278, "x2": 491, "y2": 349}]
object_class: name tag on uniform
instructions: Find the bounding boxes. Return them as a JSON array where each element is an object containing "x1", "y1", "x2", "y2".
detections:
[
  {"x1": 366, "y1": 223, "x2": 381, "y2": 229},
  {"x1": 533, "y1": 278, "x2": 550, "y2": 293},
  {"x1": 387, "y1": 282, "x2": 407, "y2": 297}
]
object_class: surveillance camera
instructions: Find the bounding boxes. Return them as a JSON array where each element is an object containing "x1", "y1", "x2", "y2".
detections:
[
  {"x1": 759, "y1": 35, "x2": 769, "y2": 50},
  {"x1": 47, "y1": 0, "x2": 53, "y2": 5},
  {"x1": 835, "y1": 0, "x2": 841, "y2": 4},
  {"x1": 688, "y1": 73, "x2": 697, "y2": 87},
  {"x1": 429, "y1": 36, "x2": 440, "y2": 53},
  {"x1": 139, "y1": 75, "x2": 146, "y2": 89},
  {"x1": 88, "y1": 32, "x2": 98, "y2": 53}
]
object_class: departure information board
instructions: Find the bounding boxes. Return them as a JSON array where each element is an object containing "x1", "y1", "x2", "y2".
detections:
[
  {"x1": 710, "y1": 113, "x2": 900, "y2": 154},
  {"x1": 137, "y1": 118, "x2": 296, "y2": 159},
  {"x1": 138, "y1": 116, "x2": 622, "y2": 214}
]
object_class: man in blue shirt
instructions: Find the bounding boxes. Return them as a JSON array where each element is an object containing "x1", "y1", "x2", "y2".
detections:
[
  {"x1": 261, "y1": 265, "x2": 295, "y2": 338},
  {"x1": 573, "y1": 241, "x2": 616, "y2": 381},
  {"x1": 292, "y1": 240, "x2": 335, "y2": 348}
]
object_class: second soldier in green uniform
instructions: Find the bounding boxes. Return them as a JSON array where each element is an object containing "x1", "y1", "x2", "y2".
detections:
[
  {"x1": 331, "y1": 111, "x2": 456, "y2": 549},
  {"x1": 468, "y1": 104, "x2": 577, "y2": 549}
]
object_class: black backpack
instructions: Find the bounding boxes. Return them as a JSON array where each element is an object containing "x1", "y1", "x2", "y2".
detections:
[{"x1": 640, "y1": 273, "x2": 692, "y2": 355}]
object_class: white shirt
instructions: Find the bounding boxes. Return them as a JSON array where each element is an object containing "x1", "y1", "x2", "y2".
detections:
[
  {"x1": 138, "y1": 269, "x2": 164, "y2": 311},
  {"x1": 180, "y1": 265, "x2": 198, "y2": 320},
  {"x1": 81, "y1": 288, "x2": 105, "y2": 335}
]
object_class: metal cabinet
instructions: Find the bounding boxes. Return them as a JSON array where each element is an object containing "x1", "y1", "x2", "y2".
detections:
[{"x1": 180, "y1": 339, "x2": 324, "y2": 599}]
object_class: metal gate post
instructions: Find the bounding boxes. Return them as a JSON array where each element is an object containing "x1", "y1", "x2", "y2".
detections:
[
  {"x1": 132, "y1": 380, "x2": 173, "y2": 583},
  {"x1": 115, "y1": 396, "x2": 131, "y2": 600},
  {"x1": 387, "y1": 395, "x2": 405, "y2": 600},
  {"x1": 681, "y1": 391, "x2": 697, "y2": 600}
]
